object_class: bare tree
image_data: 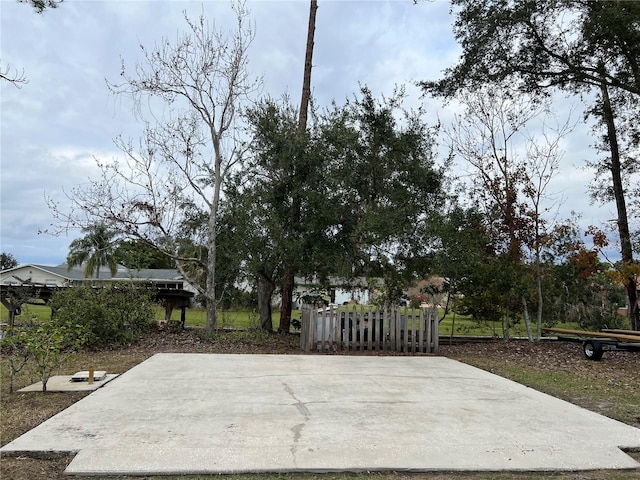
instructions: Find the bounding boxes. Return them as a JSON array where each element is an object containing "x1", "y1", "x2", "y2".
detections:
[
  {"x1": 448, "y1": 86, "x2": 571, "y2": 340},
  {"x1": 521, "y1": 113, "x2": 575, "y2": 339},
  {"x1": 47, "y1": 3, "x2": 260, "y2": 331}
]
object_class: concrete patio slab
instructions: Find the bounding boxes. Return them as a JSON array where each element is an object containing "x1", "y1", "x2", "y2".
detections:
[
  {"x1": 1, "y1": 353, "x2": 639, "y2": 476},
  {"x1": 18, "y1": 374, "x2": 119, "y2": 392}
]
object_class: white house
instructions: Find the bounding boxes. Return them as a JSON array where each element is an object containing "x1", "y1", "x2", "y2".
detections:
[
  {"x1": 292, "y1": 276, "x2": 383, "y2": 308},
  {"x1": 0, "y1": 263, "x2": 198, "y2": 324},
  {"x1": 0, "y1": 263, "x2": 196, "y2": 293}
]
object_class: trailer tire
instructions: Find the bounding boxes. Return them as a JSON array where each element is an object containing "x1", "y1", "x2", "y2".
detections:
[{"x1": 583, "y1": 340, "x2": 603, "y2": 361}]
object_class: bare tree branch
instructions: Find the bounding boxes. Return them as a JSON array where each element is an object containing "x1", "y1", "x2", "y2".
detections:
[{"x1": 0, "y1": 63, "x2": 28, "y2": 88}]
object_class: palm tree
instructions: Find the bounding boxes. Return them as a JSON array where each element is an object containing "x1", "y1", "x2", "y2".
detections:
[{"x1": 66, "y1": 224, "x2": 119, "y2": 278}]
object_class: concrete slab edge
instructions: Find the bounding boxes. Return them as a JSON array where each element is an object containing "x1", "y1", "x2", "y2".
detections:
[
  {"x1": 18, "y1": 374, "x2": 119, "y2": 393},
  {"x1": 0, "y1": 449, "x2": 77, "y2": 460},
  {"x1": 64, "y1": 446, "x2": 640, "y2": 476}
]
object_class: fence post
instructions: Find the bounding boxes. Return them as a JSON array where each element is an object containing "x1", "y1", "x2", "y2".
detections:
[
  {"x1": 432, "y1": 308, "x2": 439, "y2": 355},
  {"x1": 419, "y1": 308, "x2": 425, "y2": 353},
  {"x1": 403, "y1": 309, "x2": 409, "y2": 353},
  {"x1": 359, "y1": 305, "x2": 364, "y2": 351},
  {"x1": 330, "y1": 304, "x2": 338, "y2": 352},
  {"x1": 309, "y1": 306, "x2": 317, "y2": 352},
  {"x1": 299, "y1": 306, "x2": 304, "y2": 350},
  {"x1": 300, "y1": 306, "x2": 308, "y2": 352},
  {"x1": 373, "y1": 306, "x2": 380, "y2": 351},
  {"x1": 364, "y1": 305, "x2": 369, "y2": 351},
  {"x1": 410, "y1": 308, "x2": 416, "y2": 354},
  {"x1": 388, "y1": 308, "x2": 394, "y2": 350},
  {"x1": 382, "y1": 308, "x2": 388, "y2": 351},
  {"x1": 426, "y1": 306, "x2": 432, "y2": 354},
  {"x1": 307, "y1": 307, "x2": 312, "y2": 352},
  {"x1": 395, "y1": 308, "x2": 402, "y2": 351},
  {"x1": 398, "y1": 307, "x2": 403, "y2": 351},
  {"x1": 390, "y1": 307, "x2": 395, "y2": 350},
  {"x1": 353, "y1": 306, "x2": 359, "y2": 351},
  {"x1": 319, "y1": 307, "x2": 326, "y2": 352}
]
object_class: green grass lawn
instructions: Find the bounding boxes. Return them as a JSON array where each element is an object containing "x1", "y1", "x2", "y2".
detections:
[
  {"x1": 0, "y1": 304, "x2": 282, "y2": 331},
  {"x1": 167, "y1": 307, "x2": 283, "y2": 330},
  {"x1": 1, "y1": 303, "x2": 576, "y2": 337},
  {"x1": 0, "y1": 303, "x2": 50, "y2": 323}
]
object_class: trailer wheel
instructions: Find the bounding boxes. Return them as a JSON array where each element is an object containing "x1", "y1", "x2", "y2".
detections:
[{"x1": 583, "y1": 340, "x2": 603, "y2": 361}]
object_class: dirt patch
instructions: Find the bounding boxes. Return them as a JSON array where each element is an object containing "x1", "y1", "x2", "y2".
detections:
[{"x1": 440, "y1": 339, "x2": 640, "y2": 377}]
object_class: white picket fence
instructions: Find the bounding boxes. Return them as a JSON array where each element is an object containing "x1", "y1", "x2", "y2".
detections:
[{"x1": 300, "y1": 304, "x2": 439, "y2": 354}]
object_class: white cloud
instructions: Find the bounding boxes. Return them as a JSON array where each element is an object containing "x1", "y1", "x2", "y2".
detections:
[{"x1": 0, "y1": 0, "x2": 628, "y2": 265}]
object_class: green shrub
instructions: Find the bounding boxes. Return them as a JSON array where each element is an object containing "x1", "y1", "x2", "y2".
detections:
[
  {"x1": 0, "y1": 330, "x2": 31, "y2": 393},
  {"x1": 574, "y1": 302, "x2": 627, "y2": 332},
  {"x1": 27, "y1": 317, "x2": 87, "y2": 391},
  {"x1": 49, "y1": 285, "x2": 154, "y2": 348}
]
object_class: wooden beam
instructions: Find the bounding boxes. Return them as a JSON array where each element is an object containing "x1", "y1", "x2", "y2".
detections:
[
  {"x1": 602, "y1": 328, "x2": 640, "y2": 335},
  {"x1": 543, "y1": 327, "x2": 640, "y2": 343}
]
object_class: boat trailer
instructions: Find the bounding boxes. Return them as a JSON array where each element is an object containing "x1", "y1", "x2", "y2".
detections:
[{"x1": 542, "y1": 328, "x2": 640, "y2": 360}]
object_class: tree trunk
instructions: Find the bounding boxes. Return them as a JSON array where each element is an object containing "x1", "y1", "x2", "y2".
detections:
[
  {"x1": 535, "y1": 264, "x2": 544, "y2": 340},
  {"x1": 298, "y1": 0, "x2": 318, "y2": 131},
  {"x1": 502, "y1": 302, "x2": 511, "y2": 341},
  {"x1": 627, "y1": 276, "x2": 639, "y2": 331},
  {"x1": 205, "y1": 218, "x2": 218, "y2": 332},
  {"x1": 279, "y1": 0, "x2": 317, "y2": 332},
  {"x1": 522, "y1": 296, "x2": 533, "y2": 343},
  {"x1": 257, "y1": 273, "x2": 275, "y2": 331},
  {"x1": 205, "y1": 123, "x2": 224, "y2": 332},
  {"x1": 40, "y1": 367, "x2": 49, "y2": 392},
  {"x1": 535, "y1": 224, "x2": 544, "y2": 340},
  {"x1": 9, "y1": 363, "x2": 16, "y2": 394},
  {"x1": 279, "y1": 269, "x2": 295, "y2": 333},
  {"x1": 205, "y1": 212, "x2": 218, "y2": 332},
  {"x1": 600, "y1": 82, "x2": 637, "y2": 330},
  {"x1": 502, "y1": 314, "x2": 510, "y2": 342},
  {"x1": 7, "y1": 307, "x2": 17, "y2": 335}
]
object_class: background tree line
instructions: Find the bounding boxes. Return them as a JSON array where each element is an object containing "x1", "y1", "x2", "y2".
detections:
[
  {"x1": 421, "y1": 0, "x2": 639, "y2": 331},
  {"x1": 38, "y1": 0, "x2": 638, "y2": 334}
]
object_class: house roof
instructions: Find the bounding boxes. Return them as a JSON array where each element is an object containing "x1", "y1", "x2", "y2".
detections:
[{"x1": 1, "y1": 263, "x2": 184, "y2": 283}]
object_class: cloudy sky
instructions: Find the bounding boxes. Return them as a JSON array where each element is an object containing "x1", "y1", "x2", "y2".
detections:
[{"x1": 0, "y1": 0, "x2": 616, "y2": 266}]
